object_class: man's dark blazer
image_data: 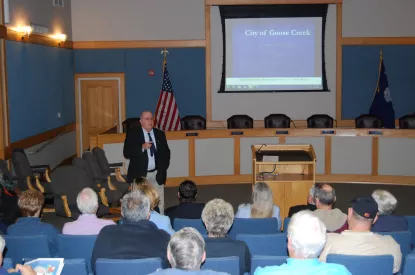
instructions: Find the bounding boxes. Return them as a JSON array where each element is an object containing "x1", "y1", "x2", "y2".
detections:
[
  {"x1": 123, "y1": 126, "x2": 170, "y2": 184},
  {"x1": 91, "y1": 220, "x2": 170, "y2": 274},
  {"x1": 165, "y1": 202, "x2": 206, "y2": 226},
  {"x1": 288, "y1": 204, "x2": 317, "y2": 217}
]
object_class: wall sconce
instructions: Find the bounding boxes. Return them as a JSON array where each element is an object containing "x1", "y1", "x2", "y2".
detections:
[
  {"x1": 50, "y1": 33, "x2": 67, "y2": 46},
  {"x1": 10, "y1": 25, "x2": 33, "y2": 39}
]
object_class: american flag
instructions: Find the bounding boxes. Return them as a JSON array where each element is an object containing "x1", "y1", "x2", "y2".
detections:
[{"x1": 155, "y1": 61, "x2": 181, "y2": 131}]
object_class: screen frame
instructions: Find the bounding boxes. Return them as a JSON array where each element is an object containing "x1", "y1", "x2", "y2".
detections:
[{"x1": 218, "y1": 4, "x2": 329, "y2": 94}]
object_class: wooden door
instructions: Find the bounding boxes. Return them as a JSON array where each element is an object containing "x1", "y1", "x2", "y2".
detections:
[{"x1": 80, "y1": 80, "x2": 119, "y2": 152}]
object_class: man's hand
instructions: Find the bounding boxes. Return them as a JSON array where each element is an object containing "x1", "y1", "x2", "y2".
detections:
[
  {"x1": 142, "y1": 142, "x2": 153, "y2": 150},
  {"x1": 10, "y1": 264, "x2": 36, "y2": 275}
]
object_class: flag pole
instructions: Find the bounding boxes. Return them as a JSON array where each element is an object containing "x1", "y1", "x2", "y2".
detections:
[
  {"x1": 155, "y1": 49, "x2": 169, "y2": 127},
  {"x1": 161, "y1": 48, "x2": 169, "y2": 73},
  {"x1": 371, "y1": 50, "x2": 383, "y2": 103}
]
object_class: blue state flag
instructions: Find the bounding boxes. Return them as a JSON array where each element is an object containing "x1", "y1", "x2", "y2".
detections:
[{"x1": 369, "y1": 52, "x2": 395, "y2": 128}]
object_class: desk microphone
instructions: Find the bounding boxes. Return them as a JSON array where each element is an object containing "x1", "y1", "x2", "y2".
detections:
[{"x1": 291, "y1": 120, "x2": 297, "y2": 128}]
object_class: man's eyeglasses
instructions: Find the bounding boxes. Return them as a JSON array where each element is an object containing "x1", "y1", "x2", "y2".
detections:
[{"x1": 141, "y1": 117, "x2": 153, "y2": 121}]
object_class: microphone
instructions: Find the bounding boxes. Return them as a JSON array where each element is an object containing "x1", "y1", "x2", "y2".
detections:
[{"x1": 291, "y1": 120, "x2": 297, "y2": 128}]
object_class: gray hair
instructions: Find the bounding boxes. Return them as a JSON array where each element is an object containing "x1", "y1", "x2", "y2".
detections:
[
  {"x1": 288, "y1": 210, "x2": 327, "y2": 259},
  {"x1": 0, "y1": 235, "x2": 5, "y2": 253},
  {"x1": 77, "y1": 188, "x2": 99, "y2": 214},
  {"x1": 314, "y1": 184, "x2": 336, "y2": 206},
  {"x1": 168, "y1": 227, "x2": 205, "y2": 270},
  {"x1": 251, "y1": 182, "x2": 274, "y2": 218},
  {"x1": 372, "y1": 189, "x2": 397, "y2": 215},
  {"x1": 202, "y1": 199, "x2": 234, "y2": 237},
  {"x1": 121, "y1": 191, "x2": 150, "y2": 222}
]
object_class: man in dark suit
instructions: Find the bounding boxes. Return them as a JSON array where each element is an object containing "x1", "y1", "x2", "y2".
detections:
[
  {"x1": 288, "y1": 184, "x2": 317, "y2": 217},
  {"x1": 123, "y1": 111, "x2": 170, "y2": 213},
  {"x1": 165, "y1": 180, "x2": 205, "y2": 226},
  {"x1": 91, "y1": 191, "x2": 170, "y2": 274}
]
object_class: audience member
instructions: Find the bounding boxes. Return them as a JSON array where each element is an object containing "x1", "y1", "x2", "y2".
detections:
[
  {"x1": 254, "y1": 211, "x2": 351, "y2": 275},
  {"x1": 0, "y1": 235, "x2": 7, "y2": 274},
  {"x1": 91, "y1": 190, "x2": 170, "y2": 273},
  {"x1": 371, "y1": 189, "x2": 408, "y2": 232},
  {"x1": 148, "y1": 227, "x2": 228, "y2": 275},
  {"x1": 288, "y1": 184, "x2": 317, "y2": 217},
  {"x1": 319, "y1": 196, "x2": 402, "y2": 273},
  {"x1": 7, "y1": 190, "x2": 59, "y2": 256},
  {"x1": 62, "y1": 187, "x2": 115, "y2": 235},
  {"x1": 235, "y1": 182, "x2": 282, "y2": 229},
  {"x1": 313, "y1": 184, "x2": 348, "y2": 233},
  {"x1": 133, "y1": 183, "x2": 175, "y2": 235},
  {"x1": 165, "y1": 180, "x2": 205, "y2": 226},
  {"x1": 202, "y1": 198, "x2": 250, "y2": 275}
]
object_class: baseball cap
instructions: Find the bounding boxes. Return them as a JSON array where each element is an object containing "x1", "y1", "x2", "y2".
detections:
[{"x1": 350, "y1": 196, "x2": 379, "y2": 219}]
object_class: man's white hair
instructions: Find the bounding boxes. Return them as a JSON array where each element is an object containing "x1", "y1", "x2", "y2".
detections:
[
  {"x1": 168, "y1": 227, "x2": 205, "y2": 270},
  {"x1": 288, "y1": 210, "x2": 327, "y2": 259},
  {"x1": 372, "y1": 189, "x2": 398, "y2": 215},
  {"x1": 77, "y1": 188, "x2": 99, "y2": 214},
  {"x1": 0, "y1": 235, "x2": 5, "y2": 253}
]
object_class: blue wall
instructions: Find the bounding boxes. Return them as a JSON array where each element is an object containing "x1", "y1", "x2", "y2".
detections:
[
  {"x1": 6, "y1": 41, "x2": 75, "y2": 142},
  {"x1": 74, "y1": 48, "x2": 206, "y2": 119},
  {"x1": 342, "y1": 45, "x2": 415, "y2": 119}
]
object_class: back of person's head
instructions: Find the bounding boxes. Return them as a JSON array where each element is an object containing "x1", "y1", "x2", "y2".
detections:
[
  {"x1": 168, "y1": 227, "x2": 206, "y2": 270},
  {"x1": 314, "y1": 184, "x2": 336, "y2": 207},
  {"x1": 371, "y1": 189, "x2": 397, "y2": 215},
  {"x1": 288, "y1": 210, "x2": 327, "y2": 259},
  {"x1": 251, "y1": 182, "x2": 274, "y2": 218},
  {"x1": 77, "y1": 187, "x2": 99, "y2": 215},
  {"x1": 133, "y1": 184, "x2": 159, "y2": 211},
  {"x1": 121, "y1": 191, "x2": 150, "y2": 222},
  {"x1": 348, "y1": 196, "x2": 379, "y2": 229},
  {"x1": 132, "y1": 177, "x2": 150, "y2": 188},
  {"x1": 18, "y1": 190, "x2": 44, "y2": 217},
  {"x1": 179, "y1": 180, "x2": 198, "y2": 202},
  {"x1": 202, "y1": 198, "x2": 234, "y2": 237},
  {"x1": 308, "y1": 184, "x2": 317, "y2": 205}
]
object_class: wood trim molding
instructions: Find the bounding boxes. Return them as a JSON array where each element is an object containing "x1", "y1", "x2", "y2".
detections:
[
  {"x1": 324, "y1": 136, "x2": 332, "y2": 174},
  {"x1": 341, "y1": 37, "x2": 415, "y2": 46},
  {"x1": 371, "y1": 137, "x2": 379, "y2": 176},
  {"x1": 205, "y1": 0, "x2": 342, "y2": 5},
  {"x1": 0, "y1": 25, "x2": 6, "y2": 39},
  {"x1": 4, "y1": 123, "x2": 76, "y2": 159},
  {"x1": 73, "y1": 40, "x2": 206, "y2": 49},
  {"x1": 6, "y1": 29, "x2": 73, "y2": 49},
  {"x1": 205, "y1": 6, "x2": 213, "y2": 124}
]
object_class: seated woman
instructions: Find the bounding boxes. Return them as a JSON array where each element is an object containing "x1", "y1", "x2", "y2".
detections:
[
  {"x1": 7, "y1": 190, "x2": 59, "y2": 256},
  {"x1": 202, "y1": 199, "x2": 251, "y2": 275},
  {"x1": 371, "y1": 189, "x2": 408, "y2": 232},
  {"x1": 132, "y1": 181, "x2": 175, "y2": 235},
  {"x1": 235, "y1": 182, "x2": 282, "y2": 230}
]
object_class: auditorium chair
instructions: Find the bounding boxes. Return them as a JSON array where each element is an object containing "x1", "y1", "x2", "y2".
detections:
[
  {"x1": 399, "y1": 114, "x2": 415, "y2": 129},
  {"x1": 50, "y1": 165, "x2": 110, "y2": 219},
  {"x1": 307, "y1": 114, "x2": 334, "y2": 128},
  {"x1": 11, "y1": 148, "x2": 52, "y2": 194},
  {"x1": 82, "y1": 151, "x2": 129, "y2": 194},
  {"x1": 122, "y1": 117, "x2": 141, "y2": 133},
  {"x1": 72, "y1": 157, "x2": 123, "y2": 206},
  {"x1": 92, "y1": 147, "x2": 127, "y2": 183},
  {"x1": 264, "y1": 114, "x2": 291, "y2": 128},
  {"x1": 227, "y1": 115, "x2": 254, "y2": 129},
  {"x1": 180, "y1": 115, "x2": 206, "y2": 130},
  {"x1": 355, "y1": 114, "x2": 383, "y2": 128}
]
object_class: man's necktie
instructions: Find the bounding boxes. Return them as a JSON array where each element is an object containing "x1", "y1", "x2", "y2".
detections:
[{"x1": 148, "y1": 133, "x2": 157, "y2": 156}]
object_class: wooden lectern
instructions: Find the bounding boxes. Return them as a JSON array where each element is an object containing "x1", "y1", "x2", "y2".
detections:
[{"x1": 252, "y1": 144, "x2": 316, "y2": 219}]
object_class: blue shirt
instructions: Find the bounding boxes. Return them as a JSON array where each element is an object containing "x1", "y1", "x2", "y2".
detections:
[
  {"x1": 149, "y1": 268, "x2": 228, "y2": 275},
  {"x1": 235, "y1": 204, "x2": 282, "y2": 230},
  {"x1": 371, "y1": 215, "x2": 408, "y2": 232},
  {"x1": 254, "y1": 258, "x2": 351, "y2": 275},
  {"x1": 7, "y1": 217, "x2": 59, "y2": 256},
  {"x1": 150, "y1": 210, "x2": 175, "y2": 235}
]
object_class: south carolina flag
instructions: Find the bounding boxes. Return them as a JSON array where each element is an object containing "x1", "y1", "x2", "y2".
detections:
[{"x1": 369, "y1": 51, "x2": 395, "y2": 128}]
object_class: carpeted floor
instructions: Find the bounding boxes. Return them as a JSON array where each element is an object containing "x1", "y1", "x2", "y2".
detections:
[{"x1": 43, "y1": 182, "x2": 415, "y2": 231}]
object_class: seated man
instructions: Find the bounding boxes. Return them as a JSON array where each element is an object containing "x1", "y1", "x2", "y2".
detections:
[
  {"x1": 288, "y1": 184, "x2": 317, "y2": 217},
  {"x1": 149, "y1": 227, "x2": 228, "y2": 275},
  {"x1": 255, "y1": 211, "x2": 350, "y2": 275},
  {"x1": 91, "y1": 190, "x2": 170, "y2": 274},
  {"x1": 319, "y1": 196, "x2": 402, "y2": 273},
  {"x1": 313, "y1": 184, "x2": 348, "y2": 233},
  {"x1": 7, "y1": 190, "x2": 59, "y2": 256},
  {"x1": 203, "y1": 199, "x2": 250, "y2": 275},
  {"x1": 371, "y1": 189, "x2": 408, "y2": 232},
  {"x1": 62, "y1": 187, "x2": 115, "y2": 235},
  {"x1": 165, "y1": 180, "x2": 205, "y2": 225}
]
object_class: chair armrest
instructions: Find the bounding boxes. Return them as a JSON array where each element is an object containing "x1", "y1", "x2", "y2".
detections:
[
  {"x1": 109, "y1": 162, "x2": 123, "y2": 168},
  {"x1": 30, "y1": 165, "x2": 50, "y2": 174}
]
